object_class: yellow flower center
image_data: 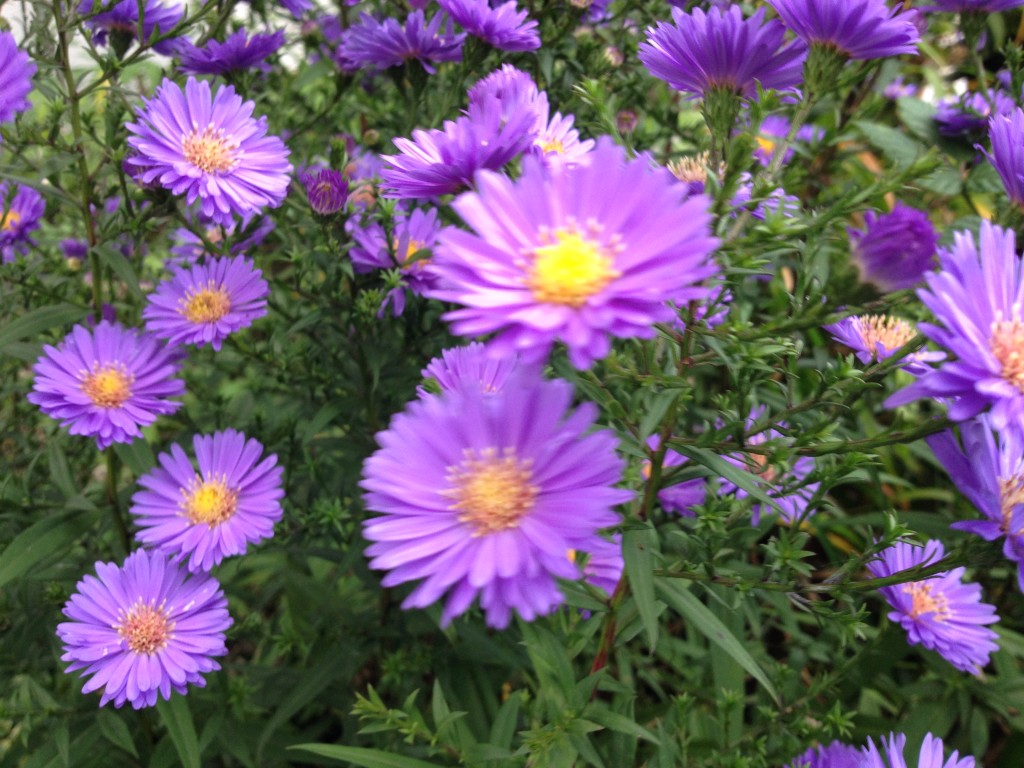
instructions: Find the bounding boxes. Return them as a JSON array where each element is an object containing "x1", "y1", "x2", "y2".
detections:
[
  {"x1": 991, "y1": 308, "x2": 1024, "y2": 393},
  {"x1": 81, "y1": 364, "x2": 134, "y2": 409},
  {"x1": 527, "y1": 226, "x2": 620, "y2": 307},
  {"x1": 182, "y1": 126, "x2": 237, "y2": 174},
  {"x1": 902, "y1": 581, "x2": 951, "y2": 622},
  {"x1": 445, "y1": 448, "x2": 538, "y2": 536},
  {"x1": 182, "y1": 475, "x2": 239, "y2": 526},
  {"x1": 668, "y1": 152, "x2": 711, "y2": 185},
  {"x1": 395, "y1": 238, "x2": 428, "y2": 272},
  {"x1": 535, "y1": 137, "x2": 565, "y2": 155},
  {"x1": 999, "y1": 474, "x2": 1024, "y2": 534},
  {"x1": 857, "y1": 315, "x2": 916, "y2": 358},
  {"x1": 117, "y1": 601, "x2": 174, "y2": 655},
  {"x1": 1, "y1": 209, "x2": 21, "y2": 232},
  {"x1": 756, "y1": 136, "x2": 776, "y2": 156},
  {"x1": 180, "y1": 284, "x2": 232, "y2": 324}
]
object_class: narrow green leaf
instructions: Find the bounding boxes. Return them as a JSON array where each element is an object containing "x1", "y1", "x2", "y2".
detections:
[
  {"x1": 55, "y1": 720, "x2": 69, "y2": 768},
  {"x1": 95, "y1": 243, "x2": 144, "y2": 301},
  {"x1": 98, "y1": 711, "x2": 139, "y2": 758},
  {"x1": 583, "y1": 704, "x2": 661, "y2": 745},
  {"x1": 156, "y1": 696, "x2": 202, "y2": 768},
  {"x1": 47, "y1": 442, "x2": 76, "y2": 498},
  {"x1": 623, "y1": 525, "x2": 660, "y2": 651},
  {"x1": 0, "y1": 510, "x2": 89, "y2": 589},
  {"x1": 113, "y1": 437, "x2": 155, "y2": 476},
  {"x1": 288, "y1": 744, "x2": 443, "y2": 768},
  {"x1": 0, "y1": 303, "x2": 88, "y2": 353},
  {"x1": 853, "y1": 120, "x2": 926, "y2": 168},
  {"x1": 489, "y1": 694, "x2": 520, "y2": 749},
  {"x1": 657, "y1": 579, "x2": 781, "y2": 706},
  {"x1": 670, "y1": 443, "x2": 783, "y2": 517}
]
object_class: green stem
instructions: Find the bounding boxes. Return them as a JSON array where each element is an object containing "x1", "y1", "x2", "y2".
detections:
[{"x1": 106, "y1": 451, "x2": 131, "y2": 556}]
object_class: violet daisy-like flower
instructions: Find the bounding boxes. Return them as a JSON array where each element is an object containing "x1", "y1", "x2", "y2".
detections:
[
  {"x1": 866, "y1": 540, "x2": 999, "y2": 674},
  {"x1": 886, "y1": 222, "x2": 1024, "y2": 428},
  {"x1": 57, "y1": 548, "x2": 231, "y2": 709},
  {"x1": 575, "y1": 534, "x2": 622, "y2": 597},
  {"x1": 928, "y1": 416, "x2": 1024, "y2": 589},
  {"x1": 751, "y1": 115, "x2": 823, "y2": 167},
  {"x1": 361, "y1": 376, "x2": 630, "y2": 629},
  {"x1": 278, "y1": 0, "x2": 313, "y2": 17},
  {"x1": 168, "y1": 209, "x2": 275, "y2": 266},
  {"x1": 301, "y1": 167, "x2": 348, "y2": 215},
  {"x1": 339, "y1": 11, "x2": 464, "y2": 74},
  {"x1": 467, "y1": 65, "x2": 549, "y2": 133},
  {"x1": 639, "y1": 6, "x2": 806, "y2": 99},
  {"x1": 645, "y1": 436, "x2": 705, "y2": 517},
  {"x1": 129, "y1": 430, "x2": 284, "y2": 572},
  {"x1": 78, "y1": 0, "x2": 185, "y2": 55},
  {"x1": 126, "y1": 77, "x2": 292, "y2": 226},
  {"x1": 28, "y1": 321, "x2": 184, "y2": 450},
  {"x1": 0, "y1": 182, "x2": 45, "y2": 263},
  {"x1": 439, "y1": 0, "x2": 540, "y2": 52},
  {"x1": 863, "y1": 732, "x2": 975, "y2": 768},
  {"x1": 786, "y1": 741, "x2": 865, "y2": 768},
  {"x1": 142, "y1": 256, "x2": 269, "y2": 351},
  {"x1": 935, "y1": 89, "x2": 1015, "y2": 139},
  {"x1": 177, "y1": 28, "x2": 285, "y2": 76},
  {"x1": 0, "y1": 32, "x2": 35, "y2": 139},
  {"x1": 418, "y1": 342, "x2": 522, "y2": 398},
  {"x1": 425, "y1": 138, "x2": 719, "y2": 368},
  {"x1": 850, "y1": 204, "x2": 938, "y2": 292},
  {"x1": 824, "y1": 314, "x2": 944, "y2": 375},
  {"x1": 532, "y1": 112, "x2": 594, "y2": 167},
  {"x1": 984, "y1": 108, "x2": 1024, "y2": 208},
  {"x1": 767, "y1": 0, "x2": 920, "y2": 61}
]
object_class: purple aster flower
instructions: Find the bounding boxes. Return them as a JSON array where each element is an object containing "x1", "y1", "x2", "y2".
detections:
[
  {"x1": 767, "y1": 0, "x2": 920, "y2": 60},
  {"x1": 168, "y1": 210, "x2": 275, "y2": 266},
  {"x1": 62, "y1": 238, "x2": 89, "y2": 261},
  {"x1": 639, "y1": 6, "x2": 806, "y2": 98},
  {"x1": 301, "y1": 167, "x2": 348, "y2": 215},
  {"x1": 532, "y1": 112, "x2": 594, "y2": 167},
  {"x1": 126, "y1": 77, "x2": 292, "y2": 226},
  {"x1": 935, "y1": 89, "x2": 1015, "y2": 138},
  {"x1": 575, "y1": 534, "x2": 622, "y2": 597},
  {"x1": 130, "y1": 430, "x2": 284, "y2": 572},
  {"x1": 863, "y1": 733, "x2": 975, "y2": 768},
  {"x1": 425, "y1": 138, "x2": 720, "y2": 368},
  {"x1": 142, "y1": 256, "x2": 269, "y2": 351},
  {"x1": 866, "y1": 540, "x2": 999, "y2": 674},
  {"x1": 380, "y1": 96, "x2": 536, "y2": 199},
  {"x1": 984, "y1": 108, "x2": 1024, "y2": 207},
  {"x1": 177, "y1": 28, "x2": 285, "y2": 76},
  {"x1": 824, "y1": 314, "x2": 944, "y2": 375},
  {"x1": 279, "y1": 0, "x2": 313, "y2": 17},
  {"x1": 668, "y1": 283, "x2": 732, "y2": 335},
  {"x1": 57, "y1": 549, "x2": 231, "y2": 709},
  {"x1": 467, "y1": 65, "x2": 549, "y2": 134},
  {"x1": 0, "y1": 182, "x2": 45, "y2": 263},
  {"x1": 787, "y1": 741, "x2": 865, "y2": 768},
  {"x1": 849, "y1": 204, "x2": 939, "y2": 292},
  {"x1": 28, "y1": 321, "x2": 183, "y2": 450},
  {"x1": 886, "y1": 222, "x2": 1024, "y2": 428},
  {"x1": 339, "y1": 11, "x2": 464, "y2": 74},
  {"x1": 0, "y1": 32, "x2": 36, "y2": 138},
  {"x1": 438, "y1": 0, "x2": 540, "y2": 52},
  {"x1": 884, "y1": 77, "x2": 919, "y2": 100},
  {"x1": 78, "y1": 0, "x2": 185, "y2": 55},
  {"x1": 645, "y1": 436, "x2": 705, "y2": 517},
  {"x1": 751, "y1": 115, "x2": 823, "y2": 167},
  {"x1": 928, "y1": 416, "x2": 1024, "y2": 589},
  {"x1": 418, "y1": 342, "x2": 522, "y2": 397},
  {"x1": 928, "y1": 0, "x2": 1024, "y2": 10},
  {"x1": 361, "y1": 375, "x2": 630, "y2": 628}
]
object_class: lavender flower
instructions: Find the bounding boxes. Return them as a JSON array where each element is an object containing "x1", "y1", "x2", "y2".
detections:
[
  {"x1": 126, "y1": 77, "x2": 292, "y2": 226},
  {"x1": 645, "y1": 436, "x2": 705, "y2": 517},
  {"x1": 301, "y1": 167, "x2": 348, "y2": 215},
  {"x1": 339, "y1": 11, "x2": 464, "y2": 74},
  {"x1": 168, "y1": 210, "x2": 275, "y2": 266},
  {"x1": 28, "y1": 321, "x2": 184, "y2": 450},
  {"x1": 78, "y1": 0, "x2": 185, "y2": 55},
  {"x1": 439, "y1": 0, "x2": 540, "y2": 52},
  {"x1": 867, "y1": 540, "x2": 999, "y2": 674},
  {"x1": 532, "y1": 112, "x2": 594, "y2": 167},
  {"x1": 824, "y1": 314, "x2": 944, "y2": 375},
  {"x1": 279, "y1": 0, "x2": 313, "y2": 17},
  {"x1": 985, "y1": 108, "x2": 1024, "y2": 207},
  {"x1": 57, "y1": 549, "x2": 231, "y2": 708},
  {"x1": 786, "y1": 741, "x2": 865, "y2": 768},
  {"x1": 466, "y1": 65, "x2": 549, "y2": 133},
  {"x1": 767, "y1": 0, "x2": 920, "y2": 60},
  {"x1": 142, "y1": 256, "x2": 269, "y2": 351},
  {"x1": 426, "y1": 139, "x2": 719, "y2": 368},
  {"x1": 751, "y1": 115, "x2": 823, "y2": 167},
  {"x1": 130, "y1": 430, "x2": 284, "y2": 572},
  {"x1": 576, "y1": 534, "x2": 622, "y2": 597},
  {"x1": 419, "y1": 342, "x2": 522, "y2": 397},
  {"x1": 0, "y1": 182, "x2": 45, "y2": 263},
  {"x1": 361, "y1": 376, "x2": 630, "y2": 628},
  {"x1": 177, "y1": 28, "x2": 285, "y2": 76},
  {"x1": 849, "y1": 204, "x2": 938, "y2": 292},
  {"x1": 935, "y1": 89, "x2": 1015, "y2": 138},
  {"x1": 863, "y1": 733, "x2": 975, "y2": 768},
  {"x1": 0, "y1": 32, "x2": 36, "y2": 139}
]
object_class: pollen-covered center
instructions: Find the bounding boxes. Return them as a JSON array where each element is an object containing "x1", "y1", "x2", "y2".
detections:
[
  {"x1": 858, "y1": 315, "x2": 916, "y2": 357},
  {"x1": 182, "y1": 475, "x2": 239, "y2": 526},
  {"x1": 903, "y1": 581, "x2": 951, "y2": 622},
  {"x1": 755, "y1": 136, "x2": 776, "y2": 156},
  {"x1": 81, "y1": 363, "x2": 134, "y2": 409},
  {"x1": 445, "y1": 448, "x2": 538, "y2": 536},
  {"x1": 1, "y1": 209, "x2": 21, "y2": 232},
  {"x1": 180, "y1": 283, "x2": 232, "y2": 324},
  {"x1": 117, "y1": 600, "x2": 174, "y2": 655},
  {"x1": 182, "y1": 125, "x2": 238, "y2": 174},
  {"x1": 999, "y1": 474, "x2": 1024, "y2": 534},
  {"x1": 536, "y1": 137, "x2": 565, "y2": 155},
  {"x1": 991, "y1": 308, "x2": 1024, "y2": 393},
  {"x1": 528, "y1": 225, "x2": 621, "y2": 307}
]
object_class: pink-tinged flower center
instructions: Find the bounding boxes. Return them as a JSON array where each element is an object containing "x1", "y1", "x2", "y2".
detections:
[
  {"x1": 999, "y1": 474, "x2": 1024, "y2": 533},
  {"x1": 81, "y1": 364, "x2": 134, "y2": 409},
  {"x1": 991, "y1": 310, "x2": 1024, "y2": 393},
  {"x1": 902, "y1": 582, "x2": 950, "y2": 622},
  {"x1": 180, "y1": 284, "x2": 232, "y2": 324},
  {"x1": 445, "y1": 448, "x2": 538, "y2": 536},
  {"x1": 668, "y1": 153, "x2": 711, "y2": 186},
  {"x1": 1, "y1": 209, "x2": 21, "y2": 232},
  {"x1": 182, "y1": 126, "x2": 238, "y2": 174},
  {"x1": 117, "y1": 601, "x2": 174, "y2": 655},
  {"x1": 527, "y1": 225, "x2": 621, "y2": 307},
  {"x1": 857, "y1": 315, "x2": 916, "y2": 358},
  {"x1": 182, "y1": 475, "x2": 239, "y2": 526}
]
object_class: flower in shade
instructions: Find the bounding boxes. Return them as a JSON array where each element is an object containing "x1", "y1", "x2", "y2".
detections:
[
  {"x1": 361, "y1": 375, "x2": 630, "y2": 628},
  {"x1": 142, "y1": 255, "x2": 269, "y2": 351},
  {"x1": 927, "y1": 416, "x2": 1024, "y2": 590},
  {"x1": 418, "y1": 342, "x2": 522, "y2": 398},
  {"x1": 279, "y1": 0, "x2": 313, "y2": 17},
  {"x1": 644, "y1": 436, "x2": 705, "y2": 517},
  {"x1": 27, "y1": 321, "x2": 184, "y2": 450},
  {"x1": 301, "y1": 167, "x2": 348, "y2": 215},
  {"x1": 78, "y1": 0, "x2": 185, "y2": 55},
  {"x1": 866, "y1": 540, "x2": 999, "y2": 674},
  {"x1": 56, "y1": 549, "x2": 231, "y2": 709},
  {"x1": 824, "y1": 314, "x2": 944, "y2": 375},
  {"x1": 886, "y1": 222, "x2": 1024, "y2": 428},
  {"x1": 338, "y1": 11, "x2": 464, "y2": 74},
  {"x1": 467, "y1": 65, "x2": 549, "y2": 134},
  {"x1": 928, "y1": 0, "x2": 1023, "y2": 10},
  {"x1": 176, "y1": 28, "x2": 285, "y2": 76},
  {"x1": 0, "y1": 182, "x2": 45, "y2": 263},
  {"x1": 575, "y1": 534, "x2": 622, "y2": 597},
  {"x1": 425, "y1": 138, "x2": 719, "y2": 368},
  {"x1": 863, "y1": 733, "x2": 975, "y2": 768},
  {"x1": 168, "y1": 209, "x2": 274, "y2": 266},
  {"x1": 767, "y1": 0, "x2": 920, "y2": 60},
  {"x1": 639, "y1": 6, "x2": 806, "y2": 98},
  {"x1": 438, "y1": 0, "x2": 540, "y2": 52},
  {"x1": 750, "y1": 115, "x2": 823, "y2": 167},
  {"x1": 126, "y1": 77, "x2": 292, "y2": 226},
  {"x1": 935, "y1": 89, "x2": 1015, "y2": 139},
  {"x1": 130, "y1": 430, "x2": 284, "y2": 572},
  {"x1": 984, "y1": 108, "x2": 1024, "y2": 207},
  {"x1": 849, "y1": 204, "x2": 938, "y2": 292},
  {"x1": 786, "y1": 741, "x2": 865, "y2": 768},
  {"x1": 0, "y1": 32, "x2": 36, "y2": 138}
]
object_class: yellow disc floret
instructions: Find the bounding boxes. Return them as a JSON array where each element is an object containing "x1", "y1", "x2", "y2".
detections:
[
  {"x1": 182, "y1": 125, "x2": 237, "y2": 174},
  {"x1": 527, "y1": 225, "x2": 620, "y2": 307},
  {"x1": 81, "y1": 364, "x2": 134, "y2": 409},
  {"x1": 180, "y1": 283, "x2": 232, "y2": 324},
  {"x1": 445, "y1": 448, "x2": 538, "y2": 536},
  {"x1": 857, "y1": 315, "x2": 917, "y2": 358},
  {"x1": 1, "y1": 209, "x2": 21, "y2": 232},
  {"x1": 903, "y1": 582, "x2": 951, "y2": 622},
  {"x1": 182, "y1": 475, "x2": 239, "y2": 526}
]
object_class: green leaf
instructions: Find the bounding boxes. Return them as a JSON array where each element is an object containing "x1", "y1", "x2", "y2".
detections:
[
  {"x1": 854, "y1": 120, "x2": 926, "y2": 168},
  {"x1": 95, "y1": 243, "x2": 144, "y2": 301},
  {"x1": 489, "y1": 694, "x2": 521, "y2": 749},
  {"x1": 113, "y1": 438, "x2": 155, "y2": 476},
  {"x1": 622, "y1": 525, "x2": 660, "y2": 651},
  {"x1": 288, "y1": 745, "x2": 443, "y2": 768},
  {"x1": 583, "y1": 704, "x2": 661, "y2": 745},
  {"x1": 656, "y1": 579, "x2": 781, "y2": 706},
  {"x1": 0, "y1": 510, "x2": 91, "y2": 589},
  {"x1": 0, "y1": 303, "x2": 88, "y2": 354},
  {"x1": 98, "y1": 711, "x2": 139, "y2": 758},
  {"x1": 47, "y1": 441, "x2": 76, "y2": 498},
  {"x1": 156, "y1": 696, "x2": 202, "y2": 768},
  {"x1": 669, "y1": 443, "x2": 783, "y2": 517}
]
